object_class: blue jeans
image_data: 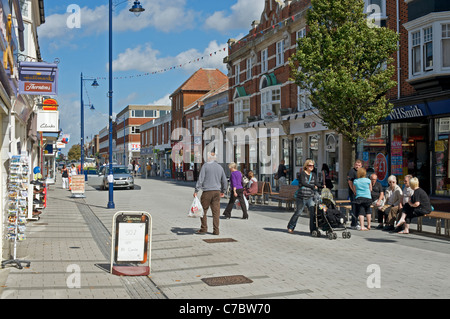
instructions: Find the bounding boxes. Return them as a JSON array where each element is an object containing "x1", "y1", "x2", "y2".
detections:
[{"x1": 287, "y1": 197, "x2": 315, "y2": 231}]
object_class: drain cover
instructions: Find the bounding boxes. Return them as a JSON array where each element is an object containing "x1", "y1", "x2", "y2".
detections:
[
  {"x1": 32, "y1": 223, "x2": 48, "y2": 225},
  {"x1": 201, "y1": 275, "x2": 253, "y2": 287},
  {"x1": 203, "y1": 238, "x2": 237, "y2": 243}
]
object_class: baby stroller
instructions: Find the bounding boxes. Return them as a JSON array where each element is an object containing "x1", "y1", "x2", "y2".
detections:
[{"x1": 311, "y1": 188, "x2": 351, "y2": 240}]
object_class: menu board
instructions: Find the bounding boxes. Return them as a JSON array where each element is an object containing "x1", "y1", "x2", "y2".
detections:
[
  {"x1": 70, "y1": 175, "x2": 85, "y2": 194},
  {"x1": 117, "y1": 223, "x2": 146, "y2": 261}
]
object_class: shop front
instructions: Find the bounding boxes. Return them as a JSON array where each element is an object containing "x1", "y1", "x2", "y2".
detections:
[{"x1": 357, "y1": 99, "x2": 450, "y2": 196}]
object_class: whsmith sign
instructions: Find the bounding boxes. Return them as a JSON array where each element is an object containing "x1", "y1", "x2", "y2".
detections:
[{"x1": 386, "y1": 104, "x2": 426, "y2": 121}]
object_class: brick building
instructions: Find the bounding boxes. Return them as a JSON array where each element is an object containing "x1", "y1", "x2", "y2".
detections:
[
  {"x1": 357, "y1": 0, "x2": 450, "y2": 198},
  {"x1": 224, "y1": 0, "x2": 351, "y2": 197}
]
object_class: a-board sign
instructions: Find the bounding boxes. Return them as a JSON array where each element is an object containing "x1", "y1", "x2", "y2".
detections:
[
  {"x1": 70, "y1": 175, "x2": 85, "y2": 198},
  {"x1": 110, "y1": 211, "x2": 152, "y2": 276}
]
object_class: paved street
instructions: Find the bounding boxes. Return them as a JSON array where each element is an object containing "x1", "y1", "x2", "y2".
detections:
[{"x1": 1, "y1": 175, "x2": 449, "y2": 302}]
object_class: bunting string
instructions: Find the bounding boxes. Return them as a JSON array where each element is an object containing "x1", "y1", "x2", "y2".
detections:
[
  {"x1": 91, "y1": 47, "x2": 228, "y2": 80},
  {"x1": 88, "y1": 7, "x2": 308, "y2": 81}
]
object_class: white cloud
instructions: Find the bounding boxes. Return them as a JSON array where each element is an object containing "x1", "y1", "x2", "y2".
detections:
[
  {"x1": 204, "y1": 0, "x2": 265, "y2": 33},
  {"x1": 150, "y1": 93, "x2": 171, "y2": 106},
  {"x1": 111, "y1": 40, "x2": 228, "y2": 73},
  {"x1": 38, "y1": 0, "x2": 198, "y2": 40}
]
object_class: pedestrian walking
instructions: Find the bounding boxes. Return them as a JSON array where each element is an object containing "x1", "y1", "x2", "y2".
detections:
[
  {"x1": 61, "y1": 164, "x2": 69, "y2": 189},
  {"x1": 193, "y1": 152, "x2": 227, "y2": 235},
  {"x1": 352, "y1": 167, "x2": 372, "y2": 230},
  {"x1": 321, "y1": 163, "x2": 333, "y2": 189},
  {"x1": 223, "y1": 163, "x2": 249, "y2": 220},
  {"x1": 347, "y1": 159, "x2": 363, "y2": 227},
  {"x1": 395, "y1": 177, "x2": 431, "y2": 234},
  {"x1": 69, "y1": 164, "x2": 77, "y2": 190},
  {"x1": 287, "y1": 159, "x2": 320, "y2": 234},
  {"x1": 276, "y1": 160, "x2": 288, "y2": 187}
]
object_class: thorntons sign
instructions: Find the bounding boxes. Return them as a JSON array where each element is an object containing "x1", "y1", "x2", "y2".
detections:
[{"x1": 388, "y1": 105, "x2": 426, "y2": 121}]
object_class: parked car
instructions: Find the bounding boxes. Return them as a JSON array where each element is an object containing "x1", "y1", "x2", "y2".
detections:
[{"x1": 88, "y1": 165, "x2": 134, "y2": 190}]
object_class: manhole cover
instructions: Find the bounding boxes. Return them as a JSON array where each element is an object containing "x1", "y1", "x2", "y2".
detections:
[
  {"x1": 201, "y1": 275, "x2": 253, "y2": 287},
  {"x1": 203, "y1": 238, "x2": 237, "y2": 243}
]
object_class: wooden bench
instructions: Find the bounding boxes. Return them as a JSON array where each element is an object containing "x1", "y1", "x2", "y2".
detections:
[
  {"x1": 335, "y1": 200, "x2": 352, "y2": 223},
  {"x1": 417, "y1": 211, "x2": 450, "y2": 237},
  {"x1": 248, "y1": 181, "x2": 266, "y2": 204},
  {"x1": 263, "y1": 182, "x2": 279, "y2": 205},
  {"x1": 269, "y1": 185, "x2": 297, "y2": 210},
  {"x1": 335, "y1": 200, "x2": 380, "y2": 224}
]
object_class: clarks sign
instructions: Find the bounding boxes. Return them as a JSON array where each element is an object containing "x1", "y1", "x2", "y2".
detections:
[{"x1": 37, "y1": 111, "x2": 59, "y2": 132}]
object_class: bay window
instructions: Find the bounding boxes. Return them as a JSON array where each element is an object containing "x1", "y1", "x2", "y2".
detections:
[
  {"x1": 443, "y1": 24, "x2": 450, "y2": 68},
  {"x1": 261, "y1": 87, "x2": 281, "y2": 119}
]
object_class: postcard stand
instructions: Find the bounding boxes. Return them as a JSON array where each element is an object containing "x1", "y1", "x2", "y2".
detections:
[{"x1": 2, "y1": 154, "x2": 31, "y2": 269}]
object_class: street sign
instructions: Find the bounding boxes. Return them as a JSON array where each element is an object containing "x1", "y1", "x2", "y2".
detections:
[{"x1": 110, "y1": 211, "x2": 152, "y2": 276}]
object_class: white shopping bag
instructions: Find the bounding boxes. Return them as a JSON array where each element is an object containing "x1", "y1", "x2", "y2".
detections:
[
  {"x1": 189, "y1": 196, "x2": 204, "y2": 218},
  {"x1": 235, "y1": 197, "x2": 249, "y2": 211}
]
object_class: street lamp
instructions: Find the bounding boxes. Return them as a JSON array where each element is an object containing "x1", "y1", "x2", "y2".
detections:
[
  {"x1": 107, "y1": 0, "x2": 145, "y2": 209},
  {"x1": 81, "y1": 73, "x2": 99, "y2": 181}
]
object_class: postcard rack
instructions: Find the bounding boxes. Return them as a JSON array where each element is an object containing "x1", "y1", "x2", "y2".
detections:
[{"x1": 2, "y1": 154, "x2": 31, "y2": 269}]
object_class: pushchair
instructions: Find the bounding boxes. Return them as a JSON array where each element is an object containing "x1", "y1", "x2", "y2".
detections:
[{"x1": 311, "y1": 188, "x2": 351, "y2": 240}]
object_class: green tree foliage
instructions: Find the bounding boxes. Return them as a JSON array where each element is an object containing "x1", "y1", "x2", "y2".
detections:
[
  {"x1": 289, "y1": 0, "x2": 399, "y2": 146},
  {"x1": 68, "y1": 144, "x2": 81, "y2": 162}
]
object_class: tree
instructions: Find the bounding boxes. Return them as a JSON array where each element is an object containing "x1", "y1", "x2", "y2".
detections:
[
  {"x1": 67, "y1": 144, "x2": 81, "y2": 162},
  {"x1": 289, "y1": 0, "x2": 399, "y2": 156}
]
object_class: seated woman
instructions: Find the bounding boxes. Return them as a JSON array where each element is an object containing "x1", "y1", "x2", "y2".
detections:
[
  {"x1": 396, "y1": 177, "x2": 431, "y2": 234},
  {"x1": 244, "y1": 171, "x2": 258, "y2": 198}
]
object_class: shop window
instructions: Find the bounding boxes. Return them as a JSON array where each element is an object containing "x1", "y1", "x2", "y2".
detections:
[
  {"x1": 435, "y1": 117, "x2": 450, "y2": 196},
  {"x1": 391, "y1": 122, "x2": 429, "y2": 192},
  {"x1": 325, "y1": 134, "x2": 339, "y2": 186},
  {"x1": 357, "y1": 125, "x2": 388, "y2": 184},
  {"x1": 309, "y1": 134, "x2": 320, "y2": 166},
  {"x1": 295, "y1": 137, "x2": 303, "y2": 167}
]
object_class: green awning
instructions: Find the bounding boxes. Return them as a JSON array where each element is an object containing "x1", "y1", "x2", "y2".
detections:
[{"x1": 235, "y1": 86, "x2": 247, "y2": 97}]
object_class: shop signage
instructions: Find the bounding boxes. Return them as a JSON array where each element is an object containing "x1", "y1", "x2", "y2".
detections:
[
  {"x1": 36, "y1": 110, "x2": 59, "y2": 132},
  {"x1": 42, "y1": 98, "x2": 58, "y2": 111},
  {"x1": 18, "y1": 62, "x2": 58, "y2": 95},
  {"x1": 374, "y1": 153, "x2": 387, "y2": 181},
  {"x1": 387, "y1": 104, "x2": 426, "y2": 121},
  {"x1": 111, "y1": 212, "x2": 152, "y2": 276}
]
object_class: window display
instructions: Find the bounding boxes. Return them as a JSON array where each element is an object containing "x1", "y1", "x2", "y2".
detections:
[{"x1": 435, "y1": 117, "x2": 450, "y2": 196}]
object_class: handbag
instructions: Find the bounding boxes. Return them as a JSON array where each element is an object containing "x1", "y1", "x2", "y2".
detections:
[{"x1": 295, "y1": 173, "x2": 313, "y2": 198}]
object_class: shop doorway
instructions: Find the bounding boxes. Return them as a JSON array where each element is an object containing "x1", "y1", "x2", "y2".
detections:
[{"x1": 391, "y1": 122, "x2": 429, "y2": 193}]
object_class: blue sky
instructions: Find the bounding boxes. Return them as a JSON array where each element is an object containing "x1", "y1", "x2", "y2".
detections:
[{"x1": 37, "y1": 0, "x2": 265, "y2": 153}]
